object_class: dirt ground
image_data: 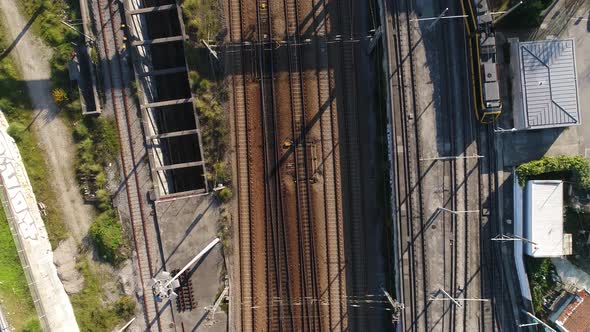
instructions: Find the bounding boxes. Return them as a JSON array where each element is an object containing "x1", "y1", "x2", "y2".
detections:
[
  {"x1": 0, "y1": 0, "x2": 137, "y2": 307},
  {"x1": 0, "y1": 0, "x2": 95, "y2": 244}
]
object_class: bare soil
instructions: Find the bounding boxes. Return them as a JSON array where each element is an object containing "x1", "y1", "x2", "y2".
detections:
[{"x1": 0, "y1": 0, "x2": 95, "y2": 244}]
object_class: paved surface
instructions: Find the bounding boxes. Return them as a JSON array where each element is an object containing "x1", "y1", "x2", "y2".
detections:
[
  {"x1": 0, "y1": 112, "x2": 78, "y2": 331},
  {"x1": 0, "y1": 0, "x2": 95, "y2": 244},
  {"x1": 156, "y1": 195, "x2": 227, "y2": 332},
  {"x1": 553, "y1": 258, "x2": 590, "y2": 290}
]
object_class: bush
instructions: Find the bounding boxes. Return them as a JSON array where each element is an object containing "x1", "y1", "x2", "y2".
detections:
[
  {"x1": 216, "y1": 187, "x2": 232, "y2": 203},
  {"x1": 73, "y1": 122, "x2": 89, "y2": 142},
  {"x1": 516, "y1": 155, "x2": 590, "y2": 189},
  {"x1": 7, "y1": 122, "x2": 26, "y2": 142},
  {"x1": 526, "y1": 257, "x2": 554, "y2": 314},
  {"x1": 114, "y1": 296, "x2": 136, "y2": 319},
  {"x1": 89, "y1": 211, "x2": 127, "y2": 264},
  {"x1": 96, "y1": 189, "x2": 111, "y2": 212},
  {"x1": 52, "y1": 88, "x2": 68, "y2": 104}
]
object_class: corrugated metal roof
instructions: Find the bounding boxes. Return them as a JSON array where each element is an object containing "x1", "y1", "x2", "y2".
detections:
[{"x1": 519, "y1": 39, "x2": 580, "y2": 128}]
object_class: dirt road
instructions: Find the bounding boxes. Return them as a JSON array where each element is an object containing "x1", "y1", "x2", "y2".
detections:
[{"x1": 0, "y1": 0, "x2": 94, "y2": 243}]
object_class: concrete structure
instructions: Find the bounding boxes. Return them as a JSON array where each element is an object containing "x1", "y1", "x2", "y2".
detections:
[
  {"x1": 549, "y1": 289, "x2": 590, "y2": 332},
  {"x1": 524, "y1": 180, "x2": 572, "y2": 257},
  {"x1": 510, "y1": 39, "x2": 580, "y2": 130},
  {"x1": 0, "y1": 112, "x2": 79, "y2": 331}
]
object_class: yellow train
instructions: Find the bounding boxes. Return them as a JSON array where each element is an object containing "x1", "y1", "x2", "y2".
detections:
[{"x1": 462, "y1": 0, "x2": 502, "y2": 124}]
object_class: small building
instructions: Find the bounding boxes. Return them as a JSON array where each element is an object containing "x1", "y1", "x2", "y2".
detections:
[
  {"x1": 510, "y1": 38, "x2": 580, "y2": 130},
  {"x1": 549, "y1": 289, "x2": 590, "y2": 332},
  {"x1": 524, "y1": 180, "x2": 572, "y2": 257}
]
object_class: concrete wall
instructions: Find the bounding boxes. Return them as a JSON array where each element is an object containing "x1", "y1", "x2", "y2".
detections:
[{"x1": 0, "y1": 112, "x2": 79, "y2": 331}]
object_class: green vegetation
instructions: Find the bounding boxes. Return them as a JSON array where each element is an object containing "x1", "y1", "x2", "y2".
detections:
[
  {"x1": 0, "y1": 21, "x2": 68, "y2": 247},
  {"x1": 70, "y1": 259, "x2": 135, "y2": 331},
  {"x1": 217, "y1": 209, "x2": 231, "y2": 253},
  {"x1": 216, "y1": 187, "x2": 233, "y2": 203},
  {"x1": 190, "y1": 71, "x2": 230, "y2": 187},
  {"x1": 73, "y1": 116, "x2": 126, "y2": 265},
  {"x1": 498, "y1": 0, "x2": 554, "y2": 29},
  {"x1": 0, "y1": 206, "x2": 38, "y2": 331},
  {"x1": 89, "y1": 211, "x2": 127, "y2": 264},
  {"x1": 181, "y1": 0, "x2": 223, "y2": 41},
  {"x1": 16, "y1": 0, "x2": 80, "y2": 89},
  {"x1": 525, "y1": 257, "x2": 555, "y2": 315},
  {"x1": 21, "y1": 319, "x2": 42, "y2": 332},
  {"x1": 516, "y1": 155, "x2": 590, "y2": 189}
]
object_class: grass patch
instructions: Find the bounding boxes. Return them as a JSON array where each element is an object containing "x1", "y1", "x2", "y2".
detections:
[
  {"x1": 0, "y1": 206, "x2": 39, "y2": 331},
  {"x1": 181, "y1": 0, "x2": 224, "y2": 41},
  {"x1": 516, "y1": 155, "x2": 590, "y2": 190},
  {"x1": 70, "y1": 259, "x2": 135, "y2": 331}
]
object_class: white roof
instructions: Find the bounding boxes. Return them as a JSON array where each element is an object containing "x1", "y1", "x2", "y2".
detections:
[
  {"x1": 524, "y1": 180, "x2": 564, "y2": 257},
  {"x1": 518, "y1": 39, "x2": 580, "y2": 128}
]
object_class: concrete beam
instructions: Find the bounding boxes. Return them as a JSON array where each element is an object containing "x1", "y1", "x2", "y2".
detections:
[
  {"x1": 131, "y1": 35, "x2": 186, "y2": 46},
  {"x1": 137, "y1": 66, "x2": 187, "y2": 78},
  {"x1": 149, "y1": 129, "x2": 199, "y2": 140},
  {"x1": 155, "y1": 161, "x2": 204, "y2": 171},
  {"x1": 128, "y1": 4, "x2": 176, "y2": 15},
  {"x1": 141, "y1": 97, "x2": 193, "y2": 109}
]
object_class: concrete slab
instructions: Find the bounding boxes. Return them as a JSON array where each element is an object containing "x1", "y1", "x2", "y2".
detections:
[{"x1": 155, "y1": 195, "x2": 227, "y2": 331}]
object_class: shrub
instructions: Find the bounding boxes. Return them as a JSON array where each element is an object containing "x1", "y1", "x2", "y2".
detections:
[
  {"x1": 526, "y1": 257, "x2": 554, "y2": 315},
  {"x1": 7, "y1": 122, "x2": 26, "y2": 142},
  {"x1": 96, "y1": 189, "x2": 111, "y2": 212},
  {"x1": 22, "y1": 318, "x2": 41, "y2": 332},
  {"x1": 216, "y1": 187, "x2": 232, "y2": 203},
  {"x1": 52, "y1": 88, "x2": 68, "y2": 104},
  {"x1": 114, "y1": 296, "x2": 136, "y2": 319},
  {"x1": 89, "y1": 211, "x2": 127, "y2": 264},
  {"x1": 516, "y1": 155, "x2": 590, "y2": 189},
  {"x1": 73, "y1": 122, "x2": 89, "y2": 142},
  {"x1": 92, "y1": 117, "x2": 120, "y2": 165}
]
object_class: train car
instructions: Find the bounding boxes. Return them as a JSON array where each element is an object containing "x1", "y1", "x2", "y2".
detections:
[{"x1": 463, "y1": 0, "x2": 502, "y2": 123}]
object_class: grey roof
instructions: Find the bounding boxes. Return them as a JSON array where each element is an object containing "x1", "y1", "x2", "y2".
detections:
[{"x1": 519, "y1": 39, "x2": 580, "y2": 128}]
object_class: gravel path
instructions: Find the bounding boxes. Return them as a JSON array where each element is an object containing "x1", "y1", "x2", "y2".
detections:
[{"x1": 0, "y1": 0, "x2": 94, "y2": 243}]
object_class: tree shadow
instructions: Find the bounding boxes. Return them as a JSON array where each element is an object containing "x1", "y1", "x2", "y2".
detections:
[{"x1": 0, "y1": 5, "x2": 45, "y2": 61}]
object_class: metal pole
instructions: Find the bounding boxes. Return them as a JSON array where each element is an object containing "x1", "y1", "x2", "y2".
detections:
[
  {"x1": 164, "y1": 238, "x2": 220, "y2": 287},
  {"x1": 420, "y1": 155, "x2": 484, "y2": 161},
  {"x1": 427, "y1": 7, "x2": 450, "y2": 30},
  {"x1": 60, "y1": 20, "x2": 95, "y2": 42},
  {"x1": 491, "y1": 234, "x2": 538, "y2": 246},
  {"x1": 429, "y1": 298, "x2": 490, "y2": 302},
  {"x1": 438, "y1": 288, "x2": 462, "y2": 307},
  {"x1": 493, "y1": 1, "x2": 524, "y2": 23},
  {"x1": 201, "y1": 39, "x2": 219, "y2": 60},
  {"x1": 414, "y1": 14, "x2": 467, "y2": 22},
  {"x1": 438, "y1": 207, "x2": 480, "y2": 215},
  {"x1": 521, "y1": 310, "x2": 556, "y2": 332},
  {"x1": 117, "y1": 318, "x2": 136, "y2": 332}
]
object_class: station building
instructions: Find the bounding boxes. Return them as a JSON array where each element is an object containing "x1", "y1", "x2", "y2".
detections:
[
  {"x1": 524, "y1": 180, "x2": 572, "y2": 257},
  {"x1": 509, "y1": 38, "x2": 581, "y2": 130}
]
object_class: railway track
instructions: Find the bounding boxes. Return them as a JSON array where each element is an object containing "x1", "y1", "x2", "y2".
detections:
[
  {"x1": 227, "y1": 1, "x2": 255, "y2": 331},
  {"x1": 228, "y1": 0, "x2": 367, "y2": 330},
  {"x1": 93, "y1": 0, "x2": 162, "y2": 329}
]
